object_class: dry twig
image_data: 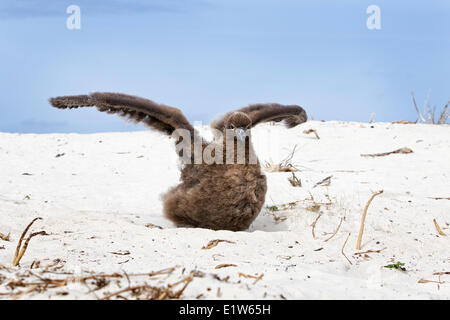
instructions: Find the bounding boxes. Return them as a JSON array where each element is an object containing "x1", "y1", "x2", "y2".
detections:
[
  {"x1": 202, "y1": 239, "x2": 235, "y2": 250},
  {"x1": 30, "y1": 260, "x2": 40, "y2": 269},
  {"x1": 238, "y1": 272, "x2": 264, "y2": 284},
  {"x1": 215, "y1": 264, "x2": 237, "y2": 269},
  {"x1": 411, "y1": 92, "x2": 426, "y2": 123},
  {"x1": 110, "y1": 250, "x2": 131, "y2": 256},
  {"x1": 433, "y1": 272, "x2": 450, "y2": 276},
  {"x1": 356, "y1": 190, "x2": 383, "y2": 250},
  {"x1": 313, "y1": 175, "x2": 332, "y2": 188},
  {"x1": 1, "y1": 267, "x2": 179, "y2": 299},
  {"x1": 264, "y1": 145, "x2": 298, "y2": 172},
  {"x1": 354, "y1": 247, "x2": 386, "y2": 255},
  {"x1": 252, "y1": 274, "x2": 264, "y2": 284},
  {"x1": 342, "y1": 233, "x2": 352, "y2": 265},
  {"x1": 437, "y1": 101, "x2": 449, "y2": 124},
  {"x1": 10, "y1": 285, "x2": 39, "y2": 300},
  {"x1": 0, "y1": 232, "x2": 10, "y2": 241},
  {"x1": 288, "y1": 172, "x2": 302, "y2": 187},
  {"x1": 324, "y1": 218, "x2": 343, "y2": 242},
  {"x1": 361, "y1": 148, "x2": 413, "y2": 157},
  {"x1": 13, "y1": 218, "x2": 46, "y2": 267},
  {"x1": 411, "y1": 92, "x2": 448, "y2": 124},
  {"x1": 433, "y1": 219, "x2": 447, "y2": 236},
  {"x1": 303, "y1": 129, "x2": 320, "y2": 139},
  {"x1": 392, "y1": 120, "x2": 417, "y2": 124},
  {"x1": 311, "y1": 213, "x2": 322, "y2": 240},
  {"x1": 145, "y1": 223, "x2": 163, "y2": 229},
  {"x1": 418, "y1": 279, "x2": 445, "y2": 284}
]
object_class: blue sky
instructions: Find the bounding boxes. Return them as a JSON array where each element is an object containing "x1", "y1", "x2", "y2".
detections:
[{"x1": 0, "y1": 0, "x2": 448, "y2": 133}]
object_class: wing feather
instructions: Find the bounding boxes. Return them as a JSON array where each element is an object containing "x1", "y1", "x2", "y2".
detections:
[
  {"x1": 211, "y1": 103, "x2": 307, "y2": 131},
  {"x1": 49, "y1": 92, "x2": 194, "y2": 135}
]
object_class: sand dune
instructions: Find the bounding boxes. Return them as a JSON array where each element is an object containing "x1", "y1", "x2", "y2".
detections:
[{"x1": 0, "y1": 121, "x2": 449, "y2": 299}]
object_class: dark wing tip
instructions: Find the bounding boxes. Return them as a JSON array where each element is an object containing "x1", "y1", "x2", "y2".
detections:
[
  {"x1": 284, "y1": 105, "x2": 308, "y2": 128},
  {"x1": 48, "y1": 97, "x2": 66, "y2": 109},
  {"x1": 48, "y1": 95, "x2": 92, "y2": 109}
]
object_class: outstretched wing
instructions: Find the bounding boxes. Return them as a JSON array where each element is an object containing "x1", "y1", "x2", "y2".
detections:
[
  {"x1": 49, "y1": 92, "x2": 194, "y2": 135},
  {"x1": 211, "y1": 103, "x2": 307, "y2": 131}
]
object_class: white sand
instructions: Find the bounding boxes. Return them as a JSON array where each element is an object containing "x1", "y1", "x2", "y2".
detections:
[{"x1": 0, "y1": 121, "x2": 449, "y2": 299}]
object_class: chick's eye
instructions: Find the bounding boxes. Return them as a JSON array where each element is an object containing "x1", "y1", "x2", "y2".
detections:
[{"x1": 229, "y1": 124, "x2": 235, "y2": 129}]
